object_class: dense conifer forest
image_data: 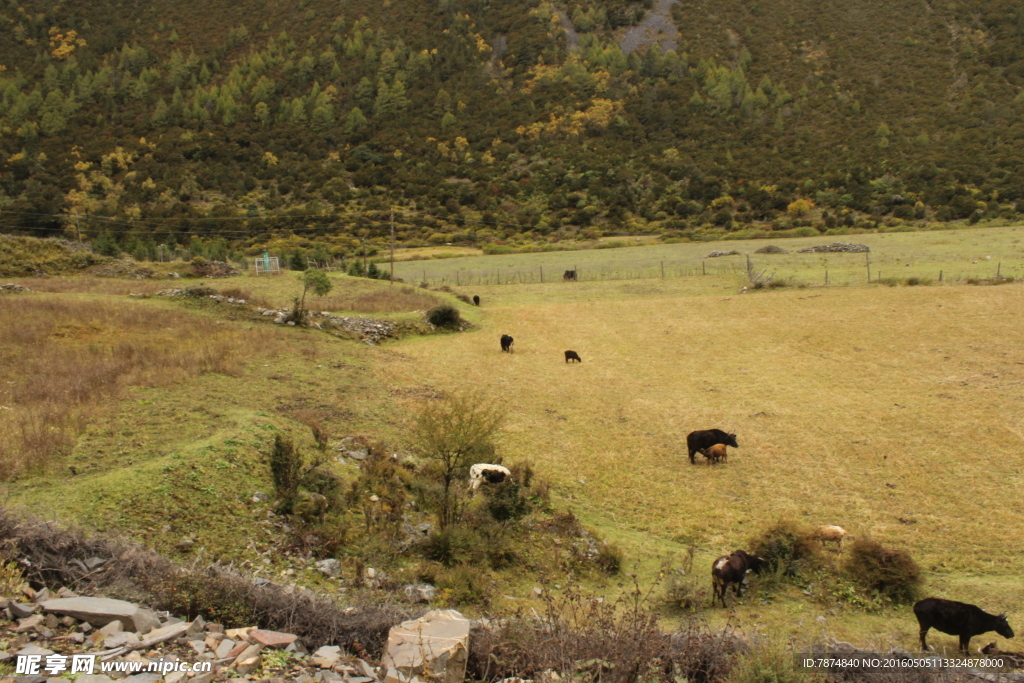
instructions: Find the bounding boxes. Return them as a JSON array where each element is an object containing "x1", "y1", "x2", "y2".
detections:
[{"x1": 0, "y1": 0, "x2": 1022, "y2": 257}]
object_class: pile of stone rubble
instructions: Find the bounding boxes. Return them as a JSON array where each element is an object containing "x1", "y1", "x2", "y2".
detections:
[
  {"x1": 0, "y1": 284, "x2": 31, "y2": 293},
  {"x1": 796, "y1": 242, "x2": 870, "y2": 253},
  {"x1": 254, "y1": 309, "x2": 399, "y2": 345},
  {"x1": 1, "y1": 585, "x2": 478, "y2": 683},
  {"x1": 704, "y1": 250, "x2": 742, "y2": 258}
]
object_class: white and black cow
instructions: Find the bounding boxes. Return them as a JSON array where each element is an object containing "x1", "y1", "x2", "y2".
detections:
[{"x1": 469, "y1": 463, "x2": 512, "y2": 490}]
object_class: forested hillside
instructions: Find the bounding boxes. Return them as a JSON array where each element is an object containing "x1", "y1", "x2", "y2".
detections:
[{"x1": 0, "y1": 0, "x2": 1022, "y2": 257}]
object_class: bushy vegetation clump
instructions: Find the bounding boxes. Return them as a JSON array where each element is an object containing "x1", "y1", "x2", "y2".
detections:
[
  {"x1": 842, "y1": 537, "x2": 921, "y2": 604},
  {"x1": 425, "y1": 303, "x2": 463, "y2": 329},
  {"x1": 750, "y1": 519, "x2": 821, "y2": 578}
]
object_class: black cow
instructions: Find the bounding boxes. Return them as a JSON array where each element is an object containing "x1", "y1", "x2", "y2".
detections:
[
  {"x1": 564, "y1": 350, "x2": 582, "y2": 363},
  {"x1": 500, "y1": 335, "x2": 514, "y2": 353},
  {"x1": 563, "y1": 270, "x2": 577, "y2": 281},
  {"x1": 686, "y1": 429, "x2": 739, "y2": 465},
  {"x1": 711, "y1": 550, "x2": 767, "y2": 608},
  {"x1": 914, "y1": 597, "x2": 1014, "y2": 653},
  {"x1": 473, "y1": 295, "x2": 480, "y2": 306}
]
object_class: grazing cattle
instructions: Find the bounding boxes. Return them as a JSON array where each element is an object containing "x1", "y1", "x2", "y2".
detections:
[
  {"x1": 563, "y1": 270, "x2": 577, "y2": 281},
  {"x1": 711, "y1": 550, "x2": 767, "y2": 608},
  {"x1": 564, "y1": 350, "x2": 582, "y2": 363},
  {"x1": 914, "y1": 597, "x2": 1014, "y2": 653},
  {"x1": 981, "y1": 643, "x2": 1024, "y2": 668},
  {"x1": 473, "y1": 295, "x2": 480, "y2": 306},
  {"x1": 500, "y1": 335, "x2": 514, "y2": 353},
  {"x1": 812, "y1": 525, "x2": 849, "y2": 551},
  {"x1": 468, "y1": 463, "x2": 512, "y2": 490},
  {"x1": 687, "y1": 429, "x2": 739, "y2": 465},
  {"x1": 701, "y1": 443, "x2": 728, "y2": 464}
]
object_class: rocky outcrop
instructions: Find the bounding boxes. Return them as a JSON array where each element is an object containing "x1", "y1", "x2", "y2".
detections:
[
  {"x1": 0, "y1": 283, "x2": 31, "y2": 292},
  {"x1": 705, "y1": 250, "x2": 742, "y2": 258}
]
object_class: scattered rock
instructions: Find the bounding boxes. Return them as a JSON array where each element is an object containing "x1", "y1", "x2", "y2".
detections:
[
  {"x1": 104, "y1": 631, "x2": 141, "y2": 649},
  {"x1": 14, "y1": 614, "x2": 44, "y2": 632},
  {"x1": 0, "y1": 283, "x2": 33, "y2": 293},
  {"x1": 705, "y1": 250, "x2": 742, "y2": 258},
  {"x1": 797, "y1": 242, "x2": 870, "y2": 253},
  {"x1": 403, "y1": 585, "x2": 437, "y2": 604},
  {"x1": 311, "y1": 645, "x2": 342, "y2": 669},
  {"x1": 252, "y1": 491, "x2": 269, "y2": 503},
  {"x1": 9, "y1": 602, "x2": 38, "y2": 618},
  {"x1": 248, "y1": 629, "x2": 298, "y2": 649},
  {"x1": 41, "y1": 597, "x2": 160, "y2": 633},
  {"x1": 122, "y1": 673, "x2": 162, "y2": 683},
  {"x1": 315, "y1": 559, "x2": 342, "y2": 578}
]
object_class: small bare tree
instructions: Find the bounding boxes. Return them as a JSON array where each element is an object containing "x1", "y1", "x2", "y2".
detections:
[{"x1": 411, "y1": 390, "x2": 504, "y2": 530}]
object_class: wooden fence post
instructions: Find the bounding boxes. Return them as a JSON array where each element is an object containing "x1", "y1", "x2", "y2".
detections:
[
  {"x1": 702, "y1": 261, "x2": 706, "y2": 276},
  {"x1": 939, "y1": 270, "x2": 943, "y2": 282},
  {"x1": 540, "y1": 266, "x2": 543, "y2": 283},
  {"x1": 825, "y1": 268, "x2": 829, "y2": 285},
  {"x1": 866, "y1": 252, "x2": 871, "y2": 282}
]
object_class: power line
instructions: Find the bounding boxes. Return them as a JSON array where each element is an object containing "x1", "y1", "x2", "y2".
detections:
[{"x1": 0, "y1": 206, "x2": 548, "y2": 237}]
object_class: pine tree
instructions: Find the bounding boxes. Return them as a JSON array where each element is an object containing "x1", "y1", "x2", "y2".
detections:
[
  {"x1": 39, "y1": 89, "x2": 68, "y2": 136},
  {"x1": 343, "y1": 107, "x2": 368, "y2": 135},
  {"x1": 355, "y1": 76, "x2": 375, "y2": 111},
  {"x1": 151, "y1": 97, "x2": 169, "y2": 124}
]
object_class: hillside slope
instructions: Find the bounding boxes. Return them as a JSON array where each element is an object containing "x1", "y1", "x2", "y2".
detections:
[{"x1": 0, "y1": 0, "x2": 1021, "y2": 253}]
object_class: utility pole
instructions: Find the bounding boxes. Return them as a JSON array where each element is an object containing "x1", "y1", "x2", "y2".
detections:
[{"x1": 390, "y1": 207, "x2": 395, "y2": 285}]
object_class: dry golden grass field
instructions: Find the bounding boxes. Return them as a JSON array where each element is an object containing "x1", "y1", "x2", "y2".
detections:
[{"x1": 376, "y1": 276, "x2": 1024, "y2": 645}]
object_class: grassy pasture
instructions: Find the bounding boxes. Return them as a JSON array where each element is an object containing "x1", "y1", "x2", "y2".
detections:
[
  {"x1": 376, "y1": 270, "x2": 1024, "y2": 645},
  {"x1": 392, "y1": 226, "x2": 1024, "y2": 290},
  {"x1": 4, "y1": 227, "x2": 1024, "y2": 651}
]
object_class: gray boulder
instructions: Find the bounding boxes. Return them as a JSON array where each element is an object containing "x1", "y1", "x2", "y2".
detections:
[
  {"x1": 381, "y1": 610, "x2": 470, "y2": 683},
  {"x1": 40, "y1": 597, "x2": 160, "y2": 633}
]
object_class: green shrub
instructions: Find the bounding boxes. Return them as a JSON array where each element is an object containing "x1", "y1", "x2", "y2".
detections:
[
  {"x1": 423, "y1": 526, "x2": 483, "y2": 567},
  {"x1": 595, "y1": 541, "x2": 623, "y2": 575},
  {"x1": 92, "y1": 233, "x2": 122, "y2": 257},
  {"x1": 485, "y1": 478, "x2": 531, "y2": 523},
  {"x1": 749, "y1": 519, "x2": 820, "y2": 578},
  {"x1": 904, "y1": 277, "x2": 932, "y2": 286},
  {"x1": 842, "y1": 538, "x2": 921, "y2": 604},
  {"x1": 435, "y1": 565, "x2": 492, "y2": 606},
  {"x1": 270, "y1": 435, "x2": 302, "y2": 513},
  {"x1": 426, "y1": 304, "x2": 462, "y2": 329}
]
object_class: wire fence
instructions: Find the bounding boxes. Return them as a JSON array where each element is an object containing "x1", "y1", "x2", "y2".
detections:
[
  {"x1": 404, "y1": 260, "x2": 752, "y2": 287},
  {"x1": 401, "y1": 256, "x2": 1021, "y2": 288}
]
